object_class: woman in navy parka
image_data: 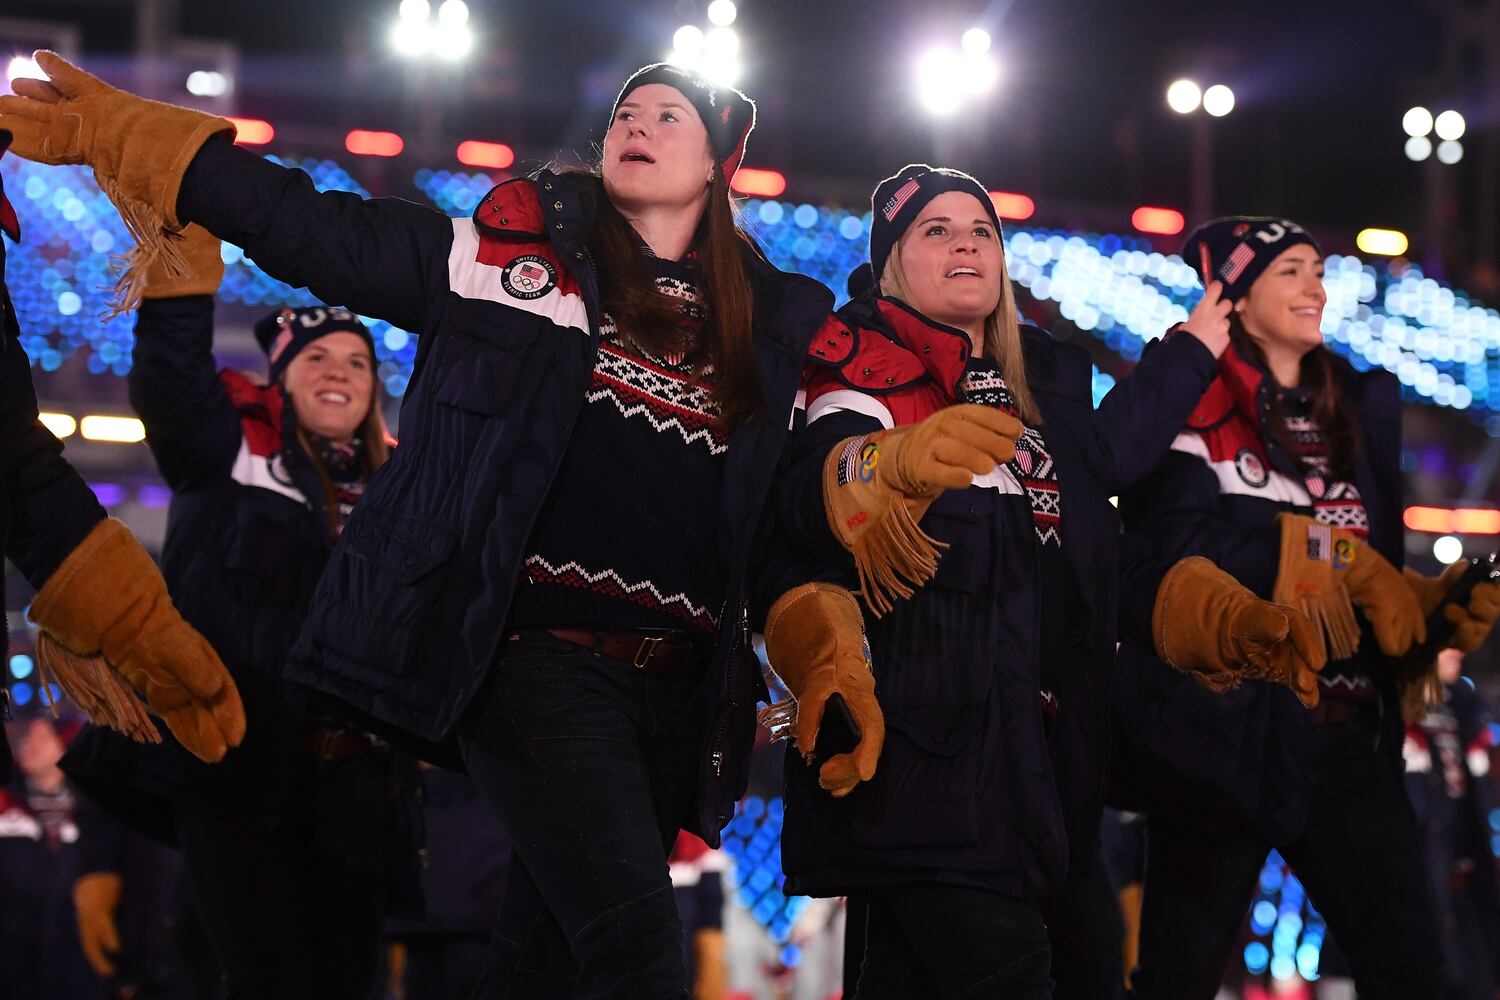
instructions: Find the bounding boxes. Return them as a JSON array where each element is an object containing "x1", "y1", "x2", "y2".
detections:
[{"x1": 771, "y1": 167, "x2": 1325, "y2": 999}]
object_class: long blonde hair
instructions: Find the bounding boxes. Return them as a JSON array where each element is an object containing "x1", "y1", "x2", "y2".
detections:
[{"x1": 879, "y1": 240, "x2": 1041, "y2": 424}]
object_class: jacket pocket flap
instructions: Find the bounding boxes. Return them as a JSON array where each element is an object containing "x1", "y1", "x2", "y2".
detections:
[
  {"x1": 884, "y1": 704, "x2": 985, "y2": 757},
  {"x1": 346, "y1": 504, "x2": 459, "y2": 585}
]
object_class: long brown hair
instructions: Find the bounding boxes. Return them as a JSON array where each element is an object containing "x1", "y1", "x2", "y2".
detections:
[
  {"x1": 1228, "y1": 314, "x2": 1358, "y2": 481},
  {"x1": 879, "y1": 239, "x2": 1042, "y2": 425},
  {"x1": 568, "y1": 166, "x2": 764, "y2": 427}
]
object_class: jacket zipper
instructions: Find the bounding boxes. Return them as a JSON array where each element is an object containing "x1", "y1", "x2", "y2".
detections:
[{"x1": 710, "y1": 596, "x2": 750, "y2": 781}]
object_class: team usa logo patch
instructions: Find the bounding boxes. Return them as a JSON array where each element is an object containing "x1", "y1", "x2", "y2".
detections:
[
  {"x1": 1234, "y1": 447, "x2": 1268, "y2": 487},
  {"x1": 501, "y1": 254, "x2": 558, "y2": 300}
]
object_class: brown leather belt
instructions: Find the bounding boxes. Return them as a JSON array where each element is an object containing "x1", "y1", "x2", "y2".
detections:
[
  {"x1": 542, "y1": 627, "x2": 701, "y2": 676},
  {"x1": 301, "y1": 726, "x2": 387, "y2": 762}
]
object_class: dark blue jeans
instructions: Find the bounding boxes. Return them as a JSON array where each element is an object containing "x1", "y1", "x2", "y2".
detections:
[
  {"x1": 457, "y1": 632, "x2": 706, "y2": 1000},
  {"x1": 850, "y1": 883, "x2": 1053, "y2": 999},
  {"x1": 1133, "y1": 718, "x2": 1444, "y2": 1000}
]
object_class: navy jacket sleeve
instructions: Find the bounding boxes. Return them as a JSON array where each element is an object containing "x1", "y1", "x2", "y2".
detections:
[
  {"x1": 1122, "y1": 448, "x2": 1281, "y2": 599},
  {"x1": 177, "y1": 138, "x2": 452, "y2": 334},
  {"x1": 1091, "y1": 331, "x2": 1218, "y2": 495},
  {"x1": 1, "y1": 305, "x2": 105, "y2": 586},
  {"x1": 775, "y1": 408, "x2": 884, "y2": 573},
  {"x1": 1115, "y1": 529, "x2": 1172, "y2": 652},
  {"x1": 127, "y1": 295, "x2": 241, "y2": 491}
]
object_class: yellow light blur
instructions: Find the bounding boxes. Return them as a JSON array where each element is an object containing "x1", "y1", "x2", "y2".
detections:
[
  {"x1": 1356, "y1": 228, "x2": 1409, "y2": 257},
  {"x1": 79, "y1": 415, "x2": 146, "y2": 443},
  {"x1": 37, "y1": 412, "x2": 77, "y2": 439}
]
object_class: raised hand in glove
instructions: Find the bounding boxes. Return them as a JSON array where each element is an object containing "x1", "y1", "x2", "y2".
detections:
[
  {"x1": 1154, "y1": 556, "x2": 1327, "y2": 707},
  {"x1": 762, "y1": 583, "x2": 884, "y2": 797},
  {"x1": 0, "y1": 51, "x2": 232, "y2": 311},
  {"x1": 823, "y1": 403, "x2": 1022, "y2": 614},
  {"x1": 29, "y1": 518, "x2": 245, "y2": 762},
  {"x1": 1273, "y1": 513, "x2": 1425, "y2": 661},
  {"x1": 73, "y1": 871, "x2": 123, "y2": 979},
  {"x1": 1403, "y1": 563, "x2": 1500, "y2": 653}
]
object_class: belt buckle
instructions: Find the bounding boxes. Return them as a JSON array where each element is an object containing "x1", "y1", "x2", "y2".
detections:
[{"x1": 633, "y1": 635, "x2": 662, "y2": 670}]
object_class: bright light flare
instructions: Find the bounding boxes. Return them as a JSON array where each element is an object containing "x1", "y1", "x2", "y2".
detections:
[
  {"x1": 1437, "y1": 140, "x2": 1464, "y2": 165},
  {"x1": 672, "y1": 25, "x2": 705, "y2": 56},
  {"x1": 1434, "y1": 109, "x2": 1466, "y2": 141},
  {"x1": 1406, "y1": 135, "x2": 1433, "y2": 161},
  {"x1": 456, "y1": 140, "x2": 515, "y2": 169},
  {"x1": 437, "y1": 0, "x2": 469, "y2": 25},
  {"x1": 962, "y1": 28, "x2": 991, "y2": 55},
  {"x1": 346, "y1": 129, "x2": 405, "y2": 157},
  {"x1": 1132, "y1": 206, "x2": 1185, "y2": 236},
  {"x1": 1402, "y1": 106, "x2": 1433, "y2": 138},
  {"x1": 38, "y1": 412, "x2": 76, "y2": 439},
  {"x1": 79, "y1": 415, "x2": 146, "y2": 443},
  {"x1": 707, "y1": 0, "x2": 738, "y2": 27},
  {"x1": 1202, "y1": 84, "x2": 1235, "y2": 117},
  {"x1": 988, "y1": 191, "x2": 1035, "y2": 220},
  {"x1": 731, "y1": 168, "x2": 787, "y2": 197},
  {"x1": 1434, "y1": 534, "x2": 1465, "y2": 564},
  {"x1": 185, "y1": 70, "x2": 229, "y2": 97},
  {"x1": 1166, "y1": 79, "x2": 1201, "y2": 114},
  {"x1": 1356, "y1": 228, "x2": 1409, "y2": 256},
  {"x1": 227, "y1": 117, "x2": 275, "y2": 145},
  {"x1": 917, "y1": 48, "x2": 964, "y2": 116}
]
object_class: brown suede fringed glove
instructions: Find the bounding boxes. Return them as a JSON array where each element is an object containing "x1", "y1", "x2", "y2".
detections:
[
  {"x1": 1154, "y1": 556, "x2": 1327, "y2": 707},
  {"x1": 761, "y1": 583, "x2": 885, "y2": 797},
  {"x1": 28, "y1": 518, "x2": 245, "y2": 762},
  {"x1": 141, "y1": 223, "x2": 224, "y2": 299},
  {"x1": 1403, "y1": 563, "x2": 1500, "y2": 653},
  {"x1": 0, "y1": 51, "x2": 232, "y2": 314},
  {"x1": 1394, "y1": 564, "x2": 1500, "y2": 721},
  {"x1": 1273, "y1": 513, "x2": 1425, "y2": 661},
  {"x1": 823, "y1": 403, "x2": 1021, "y2": 615}
]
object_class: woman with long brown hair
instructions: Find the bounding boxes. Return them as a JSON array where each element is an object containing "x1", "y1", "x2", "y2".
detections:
[
  {"x1": 1107, "y1": 216, "x2": 1500, "y2": 998},
  {"x1": 0, "y1": 55, "x2": 903, "y2": 998}
]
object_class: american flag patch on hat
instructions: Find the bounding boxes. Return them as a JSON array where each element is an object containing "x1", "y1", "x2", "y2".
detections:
[
  {"x1": 1219, "y1": 242, "x2": 1256, "y2": 284},
  {"x1": 881, "y1": 177, "x2": 922, "y2": 222}
]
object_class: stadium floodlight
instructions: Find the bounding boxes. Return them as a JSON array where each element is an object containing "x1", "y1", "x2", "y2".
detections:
[
  {"x1": 1403, "y1": 106, "x2": 1433, "y2": 138},
  {"x1": 1166, "y1": 78, "x2": 1202, "y2": 114},
  {"x1": 1434, "y1": 109, "x2": 1465, "y2": 142},
  {"x1": 707, "y1": 1, "x2": 738, "y2": 27},
  {"x1": 1202, "y1": 84, "x2": 1235, "y2": 117}
]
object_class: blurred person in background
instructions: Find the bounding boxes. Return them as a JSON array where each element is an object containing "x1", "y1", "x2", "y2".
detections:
[
  {"x1": 0, "y1": 712, "x2": 95, "y2": 1000},
  {"x1": 1404, "y1": 647, "x2": 1500, "y2": 1000}
]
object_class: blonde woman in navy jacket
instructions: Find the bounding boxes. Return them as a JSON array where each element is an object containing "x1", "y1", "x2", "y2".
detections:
[{"x1": 771, "y1": 166, "x2": 1325, "y2": 999}]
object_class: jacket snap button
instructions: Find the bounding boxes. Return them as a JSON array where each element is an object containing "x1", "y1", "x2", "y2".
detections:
[
  {"x1": 923, "y1": 346, "x2": 932, "y2": 354},
  {"x1": 555, "y1": 222, "x2": 564, "y2": 230},
  {"x1": 553, "y1": 201, "x2": 564, "y2": 211},
  {"x1": 815, "y1": 349, "x2": 826, "y2": 357},
  {"x1": 862, "y1": 367, "x2": 873, "y2": 376},
  {"x1": 575, "y1": 251, "x2": 585, "y2": 260},
  {"x1": 544, "y1": 182, "x2": 553, "y2": 191},
  {"x1": 483, "y1": 193, "x2": 493, "y2": 202},
  {"x1": 885, "y1": 377, "x2": 895, "y2": 384},
  {"x1": 499, "y1": 217, "x2": 508, "y2": 225},
  {"x1": 840, "y1": 329, "x2": 850, "y2": 337}
]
